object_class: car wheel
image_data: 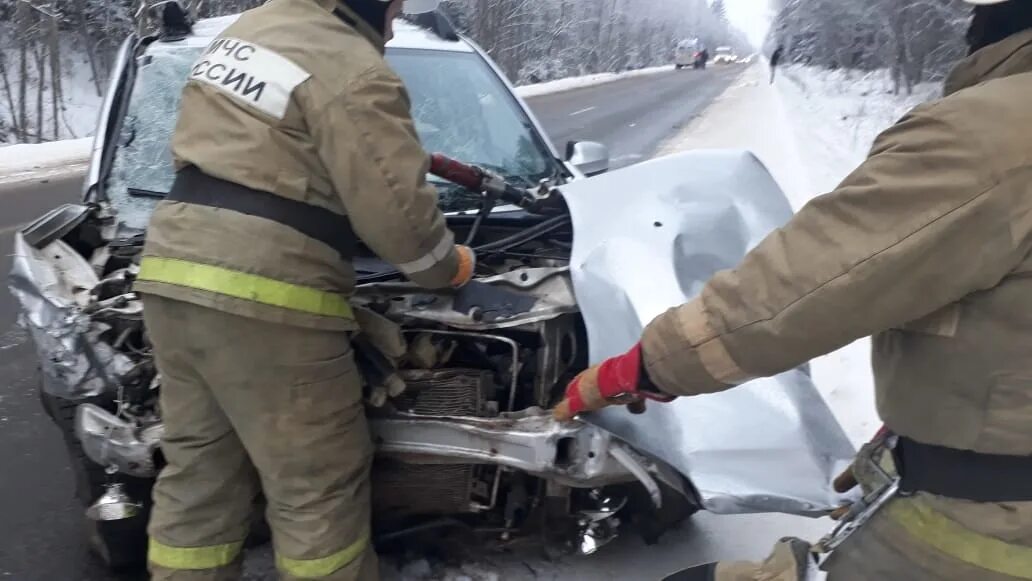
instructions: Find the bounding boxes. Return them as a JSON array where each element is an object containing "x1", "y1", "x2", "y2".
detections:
[
  {"x1": 39, "y1": 386, "x2": 153, "y2": 571},
  {"x1": 627, "y1": 479, "x2": 700, "y2": 545},
  {"x1": 38, "y1": 381, "x2": 272, "y2": 571}
]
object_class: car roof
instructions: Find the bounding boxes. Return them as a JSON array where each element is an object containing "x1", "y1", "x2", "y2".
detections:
[{"x1": 154, "y1": 12, "x2": 474, "y2": 53}]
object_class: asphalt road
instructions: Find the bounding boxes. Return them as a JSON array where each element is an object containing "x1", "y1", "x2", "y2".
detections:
[
  {"x1": 528, "y1": 66, "x2": 741, "y2": 169},
  {"x1": 0, "y1": 66, "x2": 744, "y2": 581}
]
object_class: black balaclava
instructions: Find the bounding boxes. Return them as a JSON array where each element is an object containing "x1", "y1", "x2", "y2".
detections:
[
  {"x1": 967, "y1": 1, "x2": 1032, "y2": 54},
  {"x1": 344, "y1": 0, "x2": 391, "y2": 37}
]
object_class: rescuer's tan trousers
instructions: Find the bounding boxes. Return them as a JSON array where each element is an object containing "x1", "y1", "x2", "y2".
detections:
[
  {"x1": 142, "y1": 295, "x2": 378, "y2": 580},
  {"x1": 705, "y1": 498, "x2": 1030, "y2": 581}
]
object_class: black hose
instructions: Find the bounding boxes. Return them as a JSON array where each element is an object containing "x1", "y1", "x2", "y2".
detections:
[
  {"x1": 474, "y1": 214, "x2": 571, "y2": 254},
  {"x1": 463, "y1": 193, "x2": 498, "y2": 246},
  {"x1": 355, "y1": 214, "x2": 571, "y2": 284}
]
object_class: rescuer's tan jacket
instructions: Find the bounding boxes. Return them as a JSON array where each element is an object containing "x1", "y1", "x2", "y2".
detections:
[
  {"x1": 136, "y1": 0, "x2": 460, "y2": 330},
  {"x1": 640, "y1": 29, "x2": 1032, "y2": 560}
]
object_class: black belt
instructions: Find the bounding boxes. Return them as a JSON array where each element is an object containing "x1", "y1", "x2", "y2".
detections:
[
  {"x1": 894, "y1": 435, "x2": 1032, "y2": 502},
  {"x1": 167, "y1": 166, "x2": 356, "y2": 259}
]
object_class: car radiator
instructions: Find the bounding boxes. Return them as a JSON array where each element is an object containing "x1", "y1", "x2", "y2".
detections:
[{"x1": 372, "y1": 368, "x2": 499, "y2": 518}]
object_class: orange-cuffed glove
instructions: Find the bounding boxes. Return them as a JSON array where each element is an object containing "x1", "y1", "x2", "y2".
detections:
[
  {"x1": 553, "y1": 343, "x2": 675, "y2": 421},
  {"x1": 450, "y1": 245, "x2": 476, "y2": 288}
]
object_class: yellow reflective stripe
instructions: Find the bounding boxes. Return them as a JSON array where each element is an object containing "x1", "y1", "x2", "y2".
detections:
[
  {"x1": 276, "y1": 534, "x2": 370, "y2": 578},
  {"x1": 137, "y1": 257, "x2": 353, "y2": 319},
  {"x1": 148, "y1": 538, "x2": 243, "y2": 570},
  {"x1": 888, "y1": 499, "x2": 1032, "y2": 579}
]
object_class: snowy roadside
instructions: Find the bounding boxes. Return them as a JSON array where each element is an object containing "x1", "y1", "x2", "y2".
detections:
[
  {"x1": 0, "y1": 137, "x2": 92, "y2": 187},
  {"x1": 774, "y1": 64, "x2": 939, "y2": 196}
]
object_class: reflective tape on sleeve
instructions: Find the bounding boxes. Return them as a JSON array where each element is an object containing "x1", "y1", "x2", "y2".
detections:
[
  {"x1": 276, "y1": 533, "x2": 370, "y2": 578},
  {"x1": 395, "y1": 234, "x2": 453, "y2": 276},
  {"x1": 137, "y1": 257, "x2": 354, "y2": 319},
  {"x1": 190, "y1": 37, "x2": 311, "y2": 119},
  {"x1": 888, "y1": 499, "x2": 1032, "y2": 579},
  {"x1": 148, "y1": 538, "x2": 243, "y2": 570}
]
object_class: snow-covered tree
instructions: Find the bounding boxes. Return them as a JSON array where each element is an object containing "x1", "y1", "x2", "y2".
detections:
[
  {"x1": 1, "y1": 0, "x2": 745, "y2": 142},
  {"x1": 768, "y1": 0, "x2": 969, "y2": 93}
]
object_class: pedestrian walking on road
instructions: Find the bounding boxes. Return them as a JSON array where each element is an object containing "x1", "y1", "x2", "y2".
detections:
[
  {"x1": 769, "y1": 44, "x2": 784, "y2": 84},
  {"x1": 134, "y1": 0, "x2": 473, "y2": 579},
  {"x1": 555, "y1": 0, "x2": 1032, "y2": 579}
]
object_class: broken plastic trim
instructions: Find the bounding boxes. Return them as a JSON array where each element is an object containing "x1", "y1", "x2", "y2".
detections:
[
  {"x1": 9, "y1": 234, "x2": 134, "y2": 400},
  {"x1": 76, "y1": 404, "x2": 164, "y2": 478}
]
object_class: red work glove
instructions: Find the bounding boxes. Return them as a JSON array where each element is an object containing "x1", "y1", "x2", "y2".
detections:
[{"x1": 552, "y1": 343, "x2": 674, "y2": 421}]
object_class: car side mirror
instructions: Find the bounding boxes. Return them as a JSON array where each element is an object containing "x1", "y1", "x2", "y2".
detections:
[{"x1": 565, "y1": 140, "x2": 610, "y2": 176}]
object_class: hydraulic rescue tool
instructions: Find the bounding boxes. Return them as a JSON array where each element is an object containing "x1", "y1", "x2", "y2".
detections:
[{"x1": 428, "y1": 153, "x2": 562, "y2": 214}]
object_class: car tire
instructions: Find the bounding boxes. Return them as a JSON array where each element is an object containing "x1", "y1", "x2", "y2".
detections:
[
  {"x1": 622, "y1": 476, "x2": 700, "y2": 546},
  {"x1": 38, "y1": 381, "x2": 273, "y2": 571},
  {"x1": 39, "y1": 387, "x2": 153, "y2": 571}
]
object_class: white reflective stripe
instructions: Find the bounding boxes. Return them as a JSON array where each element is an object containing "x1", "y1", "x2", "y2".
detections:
[
  {"x1": 397, "y1": 234, "x2": 453, "y2": 275},
  {"x1": 189, "y1": 37, "x2": 310, "y2": 120}
]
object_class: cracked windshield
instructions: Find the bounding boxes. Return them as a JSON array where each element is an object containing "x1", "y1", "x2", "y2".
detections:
[{"x1": 106, "y1": 46, "x2": 555, "y2": 232}]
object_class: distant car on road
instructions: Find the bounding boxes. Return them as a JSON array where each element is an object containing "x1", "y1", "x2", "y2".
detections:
[
  {"x1": 713, "y1": 46, "x2": 738, "y2": 65},
  {"x1": 675, "y1": 38, "x2": 707, "y2": 69}
]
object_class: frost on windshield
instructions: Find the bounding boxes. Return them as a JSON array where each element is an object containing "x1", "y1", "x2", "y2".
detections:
[{"x1": 106, "y1": 48, "x2": 199, "y2": 232}]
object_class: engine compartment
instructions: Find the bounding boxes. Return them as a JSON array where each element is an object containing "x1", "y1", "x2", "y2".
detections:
[{"x1": 10, "y1": 202, "x2": 697, "y2": 554}]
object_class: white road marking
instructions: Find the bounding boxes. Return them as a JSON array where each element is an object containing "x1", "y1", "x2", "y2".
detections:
[{"x1": 569, "y1": 106, "x2": 596, "y2": 117}]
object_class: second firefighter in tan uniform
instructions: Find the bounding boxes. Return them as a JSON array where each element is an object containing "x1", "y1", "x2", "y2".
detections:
[
  {"x1": 134, "y1": 0, "x2": 470, "y2": 579},
  {"x1": 555, "y1": 1, "x2": 1032, "y2": 579}
]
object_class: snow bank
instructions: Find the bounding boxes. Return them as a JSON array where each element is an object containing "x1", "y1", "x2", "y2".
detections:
[
  {"x1": 775, "y1": 65, "x2": 939, "y2": 193},
  {"x1": 0, "y1": 137, "x2": 92, "y2": 185},
  {"x1": 515, "y1": 65, "x2": 674, "y2": 98}
]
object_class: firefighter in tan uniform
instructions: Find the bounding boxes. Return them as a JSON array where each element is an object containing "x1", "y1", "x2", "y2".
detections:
[
  {"x1": 134, "y1": 0, "x2": 471, "y2": 579},
  {"x1": 555, "y1": 0, "x2": 1032, "y2": 579}
]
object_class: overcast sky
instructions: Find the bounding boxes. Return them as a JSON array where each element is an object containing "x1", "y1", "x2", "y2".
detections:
[{"x1": 723, "y1": 0, "x2": 773, "y2": 48}]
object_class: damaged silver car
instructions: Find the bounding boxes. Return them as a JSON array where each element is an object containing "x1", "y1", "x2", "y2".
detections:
[{"x1": 9, "y1": 4, "x2": 854, "y2": 572}]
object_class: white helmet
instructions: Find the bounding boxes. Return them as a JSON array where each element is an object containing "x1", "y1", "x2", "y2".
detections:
[{"x1": 397, "y1": 0, "x2": 441, "y2": 14}]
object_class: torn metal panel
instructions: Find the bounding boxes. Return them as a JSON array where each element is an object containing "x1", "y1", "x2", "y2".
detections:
[
  {"x1": 559, "y1": 149, "x2": 856, "y2": 516},
  {"x1": 9, "y1": 234, "x2": 132, "y2": 399}
]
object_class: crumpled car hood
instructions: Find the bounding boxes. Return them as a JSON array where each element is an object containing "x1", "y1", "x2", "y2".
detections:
[{"x1": 559, "y1": 149, "x2": 855, "y2": 516}]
